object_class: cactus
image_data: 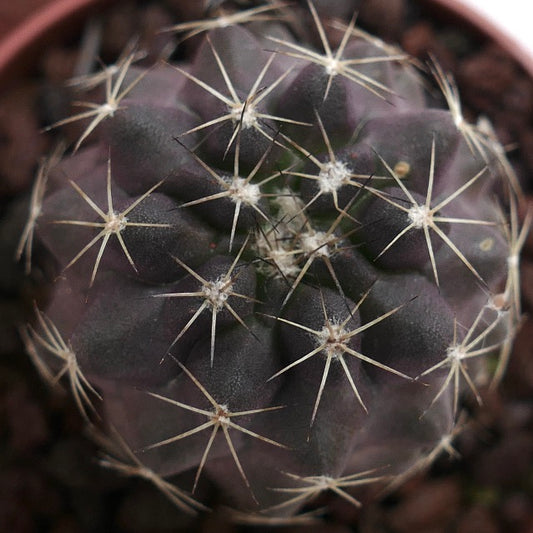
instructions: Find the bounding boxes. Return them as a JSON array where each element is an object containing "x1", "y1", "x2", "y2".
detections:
[{"x1": 18, "y1": 0, "x2": 529, "y2": 522}]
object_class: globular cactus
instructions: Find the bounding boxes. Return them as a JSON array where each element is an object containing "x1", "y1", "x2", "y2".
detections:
[{"x1": 18, "y1": 0, "x2": 530, "y2": 522}]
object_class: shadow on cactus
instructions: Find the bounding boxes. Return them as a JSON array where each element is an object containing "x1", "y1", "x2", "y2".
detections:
[{"x1": 18, "y1": 0, "x2": 530, "y2": 525}]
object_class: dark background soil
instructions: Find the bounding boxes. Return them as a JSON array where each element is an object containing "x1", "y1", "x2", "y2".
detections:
[{"x1": 1, "y1": 1, "x2": 533, "y2": 531}]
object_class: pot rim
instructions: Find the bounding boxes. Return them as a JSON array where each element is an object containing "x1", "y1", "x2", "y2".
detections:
[
  {"x1": 0, "y1": 0, "x2": 532, "y2": 82},
  {"x1": 424, "y1": 0, "x2": 533, "y2": 77},
  {"x1": 0, "y1": 0, "x2": 109, "y2": 86}
]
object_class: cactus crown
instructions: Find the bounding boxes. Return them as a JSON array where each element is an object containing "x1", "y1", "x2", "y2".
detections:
[{"x1": 18, "y1": 0, "x2": 529, "y2": 523}]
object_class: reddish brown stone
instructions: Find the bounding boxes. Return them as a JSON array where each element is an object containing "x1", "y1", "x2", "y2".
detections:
[
  {"x1": 456, "y1": 505, "x2": 499, "y2": 533},
  {"x1": 386, "y1": 478, "x2": 461, "y2": 532}
]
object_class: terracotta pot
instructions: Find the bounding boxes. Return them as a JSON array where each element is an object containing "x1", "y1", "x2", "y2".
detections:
[
  {"x1": 0, "y1": 0, "x2": 109, "y2": 87},
  {"x1": 421, "y1": 0, "x2": 533, "y2": 77},
  {"x1": 1, "y1": 0, "x2": 533, "y2": 84},
  {"x1": 0, "y1": 2, "x2": 532, "y2": 531}
]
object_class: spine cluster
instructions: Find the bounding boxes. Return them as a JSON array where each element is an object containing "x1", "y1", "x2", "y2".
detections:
[{"x1": 18, "y1": 0, "x2": 529, "y2": 522}]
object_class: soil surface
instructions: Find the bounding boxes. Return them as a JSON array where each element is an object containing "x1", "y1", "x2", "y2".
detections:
[{"x1": 1, "y1": 1, "x2": 533, "y2": 532}]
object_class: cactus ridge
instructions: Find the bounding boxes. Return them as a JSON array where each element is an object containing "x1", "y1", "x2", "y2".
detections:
[{"x1": 18, "y1": 0, "x2": 529, "y2": 521}]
